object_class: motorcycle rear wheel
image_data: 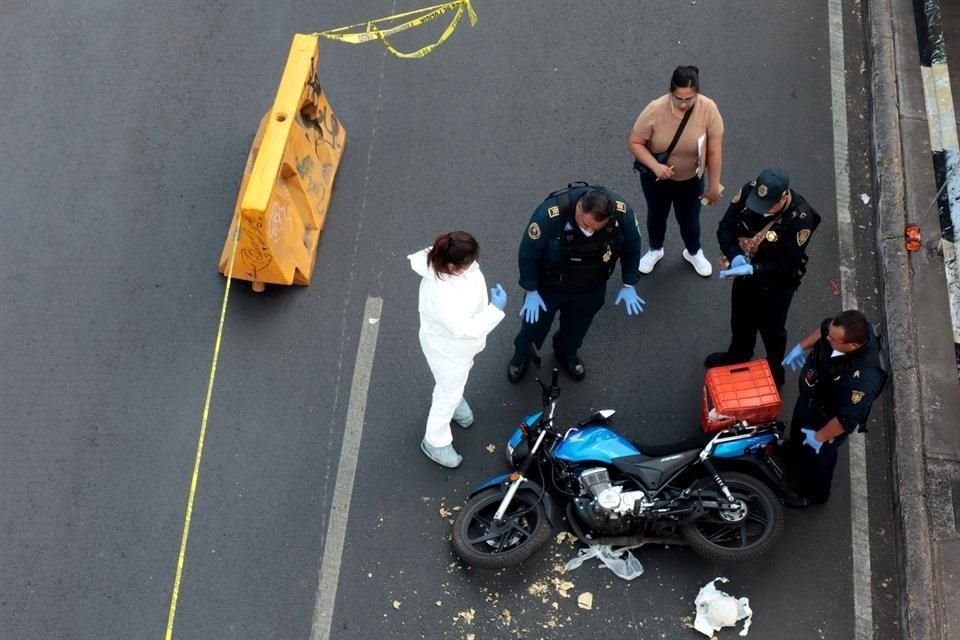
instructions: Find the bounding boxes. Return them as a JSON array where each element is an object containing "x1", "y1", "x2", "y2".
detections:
[
  {"x1": 681, "y1": 471, "x2": 784, "y2": 563},
  {"x1": 451, "y1": 488, "x2": 553, "y2": 569}
]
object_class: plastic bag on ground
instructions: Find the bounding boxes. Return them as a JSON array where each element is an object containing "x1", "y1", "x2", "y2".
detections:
[
  {"x1": 564, "y1": 544, "x2": 644, "y2": 580},
  {"x1": 694, "y1": 577, "x2": 752, "y2": 637}
]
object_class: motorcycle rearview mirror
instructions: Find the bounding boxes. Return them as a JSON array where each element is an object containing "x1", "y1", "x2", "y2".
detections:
[{"x1": 577, "y1": 409, "x2": 615, "y2": 427}]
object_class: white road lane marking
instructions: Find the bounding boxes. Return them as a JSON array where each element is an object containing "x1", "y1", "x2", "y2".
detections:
[
  {"x1": 828, "y1": 1, "x2": 873, "y2": 637},
  {"x1": 310, "y1": 296, "x2": 383, "y2": 640}
]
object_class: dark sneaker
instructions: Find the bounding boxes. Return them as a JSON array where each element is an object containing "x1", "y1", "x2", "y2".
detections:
[
  {"x1": 507, "y1": 356, "x2": 528, "y2": 383},
  {"x1": 781, "y1": 491, "x2": 811, "y2": 509},
  {"x1": 557, "y1": 354, "x2": 586, "y2": 381},
  {"x1": 703, "y1": 351, "x2": 751, "y2": 368}
]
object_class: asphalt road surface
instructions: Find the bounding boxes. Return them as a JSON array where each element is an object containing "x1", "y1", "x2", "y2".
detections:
[{"x1": 0, "y1": 1, "x2": 902, "y2": 638}]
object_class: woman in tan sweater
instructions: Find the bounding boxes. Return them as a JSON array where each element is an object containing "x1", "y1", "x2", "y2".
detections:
[{"x1": 628, "y1": 66, "x2": 724, "y2": 277}]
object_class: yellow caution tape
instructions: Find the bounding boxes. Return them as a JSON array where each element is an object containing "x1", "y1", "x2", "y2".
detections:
[
  {"x1": 316, "y1": 0, "x2": 477, "y2": 59},
  {"x1": 164, "y1": 225, "x2": 241, "y2": 640}
]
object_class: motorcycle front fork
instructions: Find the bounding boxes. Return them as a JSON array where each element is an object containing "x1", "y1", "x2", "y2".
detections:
[{"x1": 493, "y1": 430, "x2": 548, "y2": 522}]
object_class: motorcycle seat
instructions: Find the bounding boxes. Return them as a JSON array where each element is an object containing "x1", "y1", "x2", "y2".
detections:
[
  {"x1": 612, "y1": 447, "x2": 702, "y2": 490},
  {"x1": 630, "y1": 432, "x2": 712, "y2": 458}
]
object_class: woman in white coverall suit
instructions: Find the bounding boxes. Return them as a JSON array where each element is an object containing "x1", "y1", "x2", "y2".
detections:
[{"x1": 408, "y1": 231, "x2": 507, "y2": 468}]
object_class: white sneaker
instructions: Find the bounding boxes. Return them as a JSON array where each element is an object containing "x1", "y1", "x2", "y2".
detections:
[
  {"x1": 638, "y1": 249, "x2": 664, "y2": 274},
  {"x1": 683, "y1": 249, "x2": 713, "y2": 277}
]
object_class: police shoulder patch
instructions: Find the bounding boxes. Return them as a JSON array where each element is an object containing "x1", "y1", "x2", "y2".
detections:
[
  {"x1": 615, "y1": 200, "x2": 627, "y2": 214},
  {"x1": 797, "y1": 229, "x2": 811, "y2": 246},
  {"x1": 528, "y1": 222, "x2": 541, "y2": 240},
  {"x1": 851, "y1": 390, "x2": 865, "y2": 404},
  {"x1": 547, "y1": 205, "x2": 560, "y2": 218}
]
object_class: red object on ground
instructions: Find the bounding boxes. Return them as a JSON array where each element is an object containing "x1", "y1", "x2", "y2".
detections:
[
  {"x1": 701, "y1": 359, "x2": 782, "y2": 433},
  {"x1": 905, "y1": 224, "x2": 921, "y2": 251}
]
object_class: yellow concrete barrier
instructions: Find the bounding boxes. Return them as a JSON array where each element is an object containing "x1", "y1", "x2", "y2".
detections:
[{"x1": 219, "y1": 33, "x2": 346, "y2": 291}]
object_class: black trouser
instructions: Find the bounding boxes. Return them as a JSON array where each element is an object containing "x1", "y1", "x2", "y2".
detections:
[
  {"x1": 639, "y1": 173, "x2": 704, "y2": 253},
  {"x1": 785, "y1": 395, "x2": 847, "y2": 503},
  {"x1": 513, "y1": 287, "x2": 606, "y2": 362},
  {"x1": 727, "y1": 278, "x2": 796, "y2": 384}
]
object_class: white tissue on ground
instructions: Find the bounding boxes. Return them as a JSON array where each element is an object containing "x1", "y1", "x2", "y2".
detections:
[
  {"x1": 860, "y1": 193, "x2": 871, "y2": 204},
  {"x1": 694, "y1": 577, "x2": 753, "y2": 637},
  {"x1": 564, "y1": 544, "x2": 644, "y2": 580}
]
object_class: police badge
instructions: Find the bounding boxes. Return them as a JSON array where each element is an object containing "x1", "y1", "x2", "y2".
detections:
[
  {"x1": 602, "y1": 248, "x2": 612, "y2": 263},
  {"x1": 765, "y1": 230, "x2": 778, "y2": 242},
  {"x1": 528, "y1": 222, "x2": 541, "y2": 240},
  {"x1": 851, "y1": 390, "x2": 865, "y2": 404},
  {"x1": 757, "y1": 184, "x2": 769, "y2": 197}
]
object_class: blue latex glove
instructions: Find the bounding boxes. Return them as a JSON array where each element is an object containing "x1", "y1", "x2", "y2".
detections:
[
  {"x1": 730, "y1": 254, "x2": 749, "y2": 269},
  {"x1": 782, "y1": 343, "x2": 807, "y2": 372},
  {"x1": 614, "y1": 287, "x2": 645, "y2": 316},
  {"x1": 718, "y1": 263, "x2": 755, "y2": 279},
  {"x1": 801, "y1": 428, "x2": 823, "y2": 454},
  {"x1": 490, "y1": 283, "x2": 507, "y2": 311},
  {"x1": 519, "y1": 290, "x2": 547, "y2": 323}
]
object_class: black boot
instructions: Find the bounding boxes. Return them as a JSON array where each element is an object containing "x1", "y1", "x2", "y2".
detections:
[
  {"x1": 507, "y1": 356, "x2": 528, "y2": 383},
  {"x1": 703, "y1": 350, "x2": 751, "y2": 368},
  {"x1": 556, "y1": 354, "x2": 586, "y2": 381}
]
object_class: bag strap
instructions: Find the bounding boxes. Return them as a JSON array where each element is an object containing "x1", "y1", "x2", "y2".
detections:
[
  {"x1": 758, "y1": 214, "x2": 780, "y2": 238},
  {"x1": 663, "y1": 104, "x2": 694, "y2": 158}
]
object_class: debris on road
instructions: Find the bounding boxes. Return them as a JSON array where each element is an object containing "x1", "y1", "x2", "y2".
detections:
[
  {"x1": 564, "y1": 544, "x2": 644, "y2": 580},
  {"x1": 551, "y1": 577, "x2": 575, "y2": 598},
  {"x1": 454, "y1": 608, "x2": 476, "y2": 624},
  {"x1": 555, "y1": 531, "x2": 577, "y2": 545},
  {"x1": 693, "y1": 577, "x2": 752, "y2": 637},
  {"x1": 577, "y1": 592, "x2": 593, "y2": 610}
]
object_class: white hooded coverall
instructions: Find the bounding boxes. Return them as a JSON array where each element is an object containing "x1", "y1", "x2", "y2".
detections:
[{"x1": 408, "y1": 249, "x2": 505, "y2": 447}]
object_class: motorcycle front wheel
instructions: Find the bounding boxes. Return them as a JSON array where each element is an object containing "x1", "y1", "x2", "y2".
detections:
[
  {"x1": 451, "y1": 488, "x2": 553, "y2": 569},
  {"x1": 681, "y1": 471, "x2": 784, "y2": 563}
]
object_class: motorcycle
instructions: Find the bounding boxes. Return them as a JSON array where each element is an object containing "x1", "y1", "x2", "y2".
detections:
[{"x1": 451, "y1": 369, "x2": 789, "y2": 568}]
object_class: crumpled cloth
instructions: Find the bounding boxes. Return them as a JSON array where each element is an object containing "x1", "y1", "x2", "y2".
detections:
[
  {"x1": 694, "y1": 577, "x2": 752, "y2": 637},
  {"x1": 564, "y1": 544, "x2": 644, "y2": 581}
]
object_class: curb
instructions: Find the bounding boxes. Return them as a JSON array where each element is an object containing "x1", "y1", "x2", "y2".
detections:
[{"x1": 865, "y1": 0, "x2": 938, "y2": 638}]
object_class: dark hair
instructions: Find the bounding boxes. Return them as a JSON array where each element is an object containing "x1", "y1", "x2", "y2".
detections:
[
  {"x1": 427, "y1": 231, "x2": 479, "y2": 277},
  {"x1": 670, "y1": 65, "x2": 700, "y2": 92},
  {"x1": 579, "y1": 189, "x2": 612, "y2": 221},
  {"x1": 832, "y1": 309, "x2": 869, "y2": 345}
]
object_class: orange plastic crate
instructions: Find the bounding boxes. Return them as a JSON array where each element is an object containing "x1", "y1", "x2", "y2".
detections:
[{"x1": 701, "y1": 359, "x2": 782, "y2": 432}]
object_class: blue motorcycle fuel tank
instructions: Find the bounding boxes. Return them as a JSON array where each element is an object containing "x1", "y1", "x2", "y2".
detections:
[{"x1": 553, "y1": 426, "x2": 640, "y2": 463}]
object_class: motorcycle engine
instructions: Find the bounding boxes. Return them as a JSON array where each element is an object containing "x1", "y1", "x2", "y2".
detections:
[{"x1": 578, "y1": 468, "x2": 650, "y2": 519}]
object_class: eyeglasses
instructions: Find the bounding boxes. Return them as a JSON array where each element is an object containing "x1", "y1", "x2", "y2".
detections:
[{"x1": 671, "y1": 94, "x2": 697, "y2": 105}]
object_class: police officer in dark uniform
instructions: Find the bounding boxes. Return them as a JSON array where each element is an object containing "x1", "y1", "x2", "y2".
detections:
[
  {"x1": 780, "y1": 310, "x2": 888, "y2": 505},
  {"x1": 704, "y1": 167, "x2": 821, "y2": 386},
  {"x1": 507, "y1": 183, "x2": 645, "y2": 382}
]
